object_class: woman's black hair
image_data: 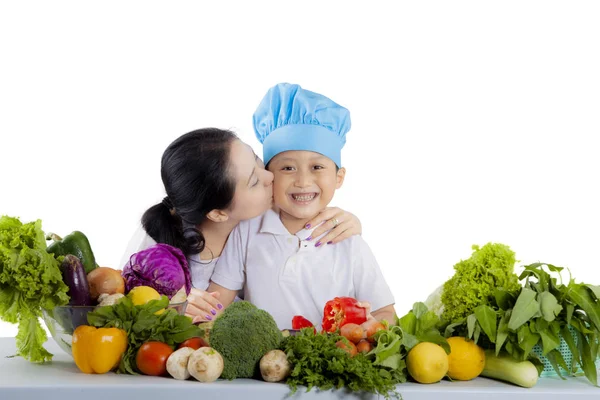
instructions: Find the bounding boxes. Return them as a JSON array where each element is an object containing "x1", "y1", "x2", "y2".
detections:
[{"x1": 142, "y1": 128, "x2": 238, "y2": 256}]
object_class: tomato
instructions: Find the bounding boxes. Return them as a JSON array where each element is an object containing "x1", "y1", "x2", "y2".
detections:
[
  {"x1": 292, "y1": 315, "x2": 317, "y2": 334},
  {"x1": 177, "y1": 337, "x2": 209, "y2": 350},
  {"x1": 136, "y1": 341, "x2": 174, "y2": 376},
  {"x1": 292, "y1": 315, "x2": 314, "y2": 330}
]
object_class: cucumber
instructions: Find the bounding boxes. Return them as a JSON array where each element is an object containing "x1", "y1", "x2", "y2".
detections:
[
  {"x1": 61, "y1": 254, "x2": 93, "y2": 306},
  {"x1": 481, "y1": 350, "x2": 539, "y2": 388}
]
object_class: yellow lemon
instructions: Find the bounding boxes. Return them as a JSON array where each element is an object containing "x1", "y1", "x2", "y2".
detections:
[
  {"x1": 127, "y1": 286, "x2": 164, "y2": 314},
  {"x1": 446, "y1": 336, "x2": 485, "y2": 381},
  {"x1": 406, "y1": 342, "x2": 449, "y2": 384}
]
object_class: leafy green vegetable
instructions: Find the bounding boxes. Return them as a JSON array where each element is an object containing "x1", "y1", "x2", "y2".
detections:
[
  {"x1": 440, "y1": 243, "x2": 521, "y2": 323},
  {"x1": 398, "y1": 302, "x2": 449, "y2": 353},
  {"x1": 0, "y1": 216, "x2": 69, "y2": 363},
  {"x1": 450, "y1": 262, "x2": 599, "y2": 386},
  {"x1": 508, "y1": 288, "x2": 540, "y2": 330},
  {"x1": 369, "y1": 327, "x2": 405, "y2": 370},
  {"x1": 87, "y1": 295, "x2": 202, "y2": 374},
  {"x1": 280, "y1": 329, "x2": 404, "y2": 399}
]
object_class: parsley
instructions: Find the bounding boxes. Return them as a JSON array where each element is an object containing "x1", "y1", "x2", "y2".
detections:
[{"x1": 281, "y1": 329, "x2": 405, "y2": 399}]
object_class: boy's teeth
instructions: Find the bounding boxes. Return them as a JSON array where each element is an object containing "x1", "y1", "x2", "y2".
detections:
[{"x1": 292, "y1": 193, "x2": 316, "y2": 201}]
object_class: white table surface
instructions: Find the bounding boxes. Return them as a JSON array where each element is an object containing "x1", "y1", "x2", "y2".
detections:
[{"x1": 1, "y1": 337, "x2": 599, "y2": 400}]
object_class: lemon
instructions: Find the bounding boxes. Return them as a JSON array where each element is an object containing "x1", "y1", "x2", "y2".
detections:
[
  {"x1": 127, "y1": 286, "x2": 164, "y2": 314},
  {"x1": 446, "y1": 336, "x2": 485, "y2": 381},
  {"x1": 406, "y1": 342, "x2": 449, "y2": 384}
]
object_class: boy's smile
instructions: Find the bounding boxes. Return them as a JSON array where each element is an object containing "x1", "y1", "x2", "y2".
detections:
[
  {"x1": 268, "y1": 150, "x2": 346, "y2": 234},
  {"x1": 290, "y1": 192, "x2": 319, "y2": 204}
]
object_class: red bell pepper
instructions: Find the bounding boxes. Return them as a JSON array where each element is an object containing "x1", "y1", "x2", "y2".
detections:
[
  {"x1": 322, "y1": 297, "x2": 367, "y2": 333},
  {"x1": 292, "y1": 315, "x2": 317, "y2": 334}
]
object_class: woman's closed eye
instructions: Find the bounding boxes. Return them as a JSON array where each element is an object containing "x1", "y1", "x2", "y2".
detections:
[{"x1": 251, "y1": 178, "x2": 260, "y2": 187}]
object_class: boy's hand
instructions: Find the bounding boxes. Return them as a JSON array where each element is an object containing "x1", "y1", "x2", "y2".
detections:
[{"x1": 304, "y1": 207, "x2": 362, "y2": 246}]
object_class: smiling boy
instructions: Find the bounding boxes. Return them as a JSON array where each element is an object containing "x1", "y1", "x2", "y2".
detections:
[{"x1": 208, "y1": 83, "x2": 396, "y2": 329}]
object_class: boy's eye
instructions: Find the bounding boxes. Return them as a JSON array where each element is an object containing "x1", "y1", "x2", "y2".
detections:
[
  {"x1": 281, "y1": 166, "x2": 295, "y2": 171},
  {"x1": 313, "y1": 165, "x2": 324, "y2": 170}
]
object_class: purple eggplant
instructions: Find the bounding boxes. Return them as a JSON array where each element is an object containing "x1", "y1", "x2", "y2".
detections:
[{"x1": 61, "y1": 254, "x2": 93, "y2": 306}]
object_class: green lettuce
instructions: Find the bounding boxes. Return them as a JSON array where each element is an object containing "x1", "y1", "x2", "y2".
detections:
[
  {"x1": 0, "y1": 216, "x2": 69, "y2": 363},
  {"x1": 440, "y1": 243, "x2": 521, "y2": 323}
]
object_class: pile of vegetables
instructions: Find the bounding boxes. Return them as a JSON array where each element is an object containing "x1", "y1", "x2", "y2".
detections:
[
  {"x1": 86, "y1": 295, "x2": 203, "y2": 374},
  {"x1": 445, "y1": 262, "x2": 600, "y2": 385},
  {"x1": 279, "y1": 328, "x2": 404, "y2": 399},
  {"x1": 424, "y1": 242, "x2": 600, "y2": 388},
  {"x1": 3, "y1": 214, "x2": 600, "y2": 394}
]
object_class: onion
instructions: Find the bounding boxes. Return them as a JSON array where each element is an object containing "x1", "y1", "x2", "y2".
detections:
[{"x1": 87, "y1": 267, "x2": 125, "y2": 301}]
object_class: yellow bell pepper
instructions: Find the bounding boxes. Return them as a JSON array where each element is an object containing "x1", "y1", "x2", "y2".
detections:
[{"x1": 72, "y1": 325, "x2": 128, "y2": 374}]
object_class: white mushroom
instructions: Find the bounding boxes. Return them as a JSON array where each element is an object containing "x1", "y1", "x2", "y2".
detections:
[
  {"x1": 260, "y1": 350, "x2": 291, "y2": 382},
  {"x1": 166, "y1": 347, "x2": 195, "y2": 380},
  {"x1": 187, "y1": 347, "x2": 224, "y2": 383}
]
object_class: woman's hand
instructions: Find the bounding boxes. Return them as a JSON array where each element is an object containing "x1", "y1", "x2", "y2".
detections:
[
  {"x1": 185, "y1": 288, "x2": 224, "y2": 324},
  {"x1": 303, "y1": 207, "x2": 362, "y2": 246}
]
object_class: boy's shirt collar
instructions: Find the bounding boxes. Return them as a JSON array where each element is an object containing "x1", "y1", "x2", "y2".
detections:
[
  {"x1": 259, "y1": 208, "x2": 290, "y2": 236},
  {"x1": 259, "y1": 208, "x2": 328, "y2": 244}
]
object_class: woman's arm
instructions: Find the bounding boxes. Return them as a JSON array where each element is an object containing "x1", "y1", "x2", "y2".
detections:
[{"x1": 303, "y1": 207, "x2": 362, "y2": 246}]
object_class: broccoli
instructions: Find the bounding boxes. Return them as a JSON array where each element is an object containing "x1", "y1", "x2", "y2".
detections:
[
  {"x1": 440, "y1": 243, "x2": 521, "y2": 323},
  {"x1": 209, "y1": 301, "x2": 282, "y2": 380}
]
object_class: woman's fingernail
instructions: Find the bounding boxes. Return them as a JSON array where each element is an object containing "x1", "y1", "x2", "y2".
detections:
[
  {"x1": 205, "y1": 315, "x2": 213, "y2": 321},
  {"x1": 327, "y1": 241, "x2": 332, "y2": 245},
  {"x1": 315, "y1": 241, "x2": 321, "y2": 247},
  {"x1": 305, "y1": 224, "x2": 311, "y2": 229},
  {"x1": 211, "y1": 309, "x2": 217, "y2": 315},
  {"x1": 305, "y1": 236, "x2": 312, "y2": 241},
  {"x1": 217, "y1": 303, "x2": 223, "y2": 310}
]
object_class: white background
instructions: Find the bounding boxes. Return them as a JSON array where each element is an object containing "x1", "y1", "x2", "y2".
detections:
[{"x1": 1, "y1": 1, "x2": 599, "y2": 337}]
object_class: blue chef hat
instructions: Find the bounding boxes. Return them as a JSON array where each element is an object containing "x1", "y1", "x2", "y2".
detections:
[{"x1": 252, "y1": 83, "x2": 351, "y2": 168}]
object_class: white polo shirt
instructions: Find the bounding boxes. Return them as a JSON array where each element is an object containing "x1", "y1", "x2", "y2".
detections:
[{"x1": 211, "y1": 209, "x2": 395, "y2": 330}]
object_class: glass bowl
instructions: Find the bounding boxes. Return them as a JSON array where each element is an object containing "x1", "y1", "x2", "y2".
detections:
[{"x1": 42, "y1": 301, "x2": 188, "y2": 357}]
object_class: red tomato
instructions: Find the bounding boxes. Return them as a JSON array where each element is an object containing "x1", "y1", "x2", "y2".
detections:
[
  {"x1": 136, "y1": 341, "x2": 174, "y2": 376},
  {"x1": 291, "y1": 315, "x2": 317, "y2": 334},
  {"x1": 177, "y1": 337, "x2": 209, "y2": 350}
]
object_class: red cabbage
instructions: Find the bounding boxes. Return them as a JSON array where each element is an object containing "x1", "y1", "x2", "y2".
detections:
[{"x1": 122, "y1": 243, "x2": 191, "y2": 299}]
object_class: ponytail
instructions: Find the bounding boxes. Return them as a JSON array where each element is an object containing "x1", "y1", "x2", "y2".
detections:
[{"x1": 141, "y1": 128, "x2": 237, "y2": 257}]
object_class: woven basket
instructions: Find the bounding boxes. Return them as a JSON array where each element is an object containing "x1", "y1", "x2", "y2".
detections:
[{"x1": 532, "y1": 326, "x2": 600, "y2": 377}]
